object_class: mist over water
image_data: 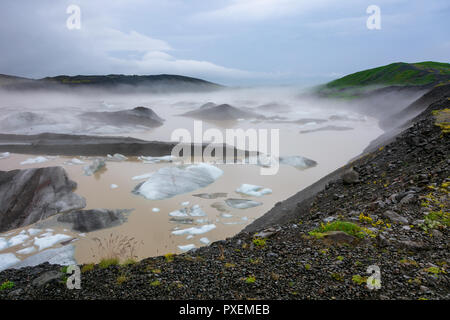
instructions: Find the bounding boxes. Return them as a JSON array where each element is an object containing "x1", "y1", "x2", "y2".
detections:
[{"x1": 0, "y1": 85, "x2": 387, "y2": 263}]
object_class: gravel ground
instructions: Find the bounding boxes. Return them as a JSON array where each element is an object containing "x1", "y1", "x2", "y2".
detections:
[{"x1": 0, "y1": 94, "x2": 448, "y2": 300}]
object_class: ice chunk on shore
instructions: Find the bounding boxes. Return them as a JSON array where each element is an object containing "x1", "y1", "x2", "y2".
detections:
[
  {"x1": 0, "y1": 152, "x2": 10, "y2": 160},
  {"x1": 199, "y1": 237, "x2": 210, "y2": 245},
  {"x1": 34, "y1": 234, "x2": 72, "y2": 251},
  {"x1": 236, "y1": 184, "x2": 272, "y2": 197},
  {"x1": 172, "y1": 224, "x2": 216, "y2": 236},
  {"x1": 178, "y1": 244, "x2": 196, "y2": 252},
  {"x1": 0, "y1": 253, "x2": 21, "y2": 271},
  {"x1": 225, "y1": 199, "x2": 262, "y2": 209},
  {"x1": 133, "y1": 163, "x2": 223, "y2": 200},
  {"x1": 20, "y1": 156, "x2": 48, "y2": 165},
  {"x1": 83, "y1": 158, "x2": 106, "y2": 176},
  {"x1": 11, "y1": 245, "x2": 76, "y2": 269},
  {"x1": 138, "y1": 155, "x2": 175, "y2": 164}
]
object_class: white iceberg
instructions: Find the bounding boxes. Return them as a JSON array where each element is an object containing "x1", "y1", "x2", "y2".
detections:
[
  {"x1": 169, "y1": 208, "x2": 189, "y2": 217},
  {"x1": 34, "y1": 234, "x2": 72, "y2": 251},
  {"x1": 152, "y1": 208, "x2": 160, "y2": 213},
  {"x1": 133, "y1": 163, "x2": 223, "y2": 200},
  {"x1": 20, "y1": 156, "x2": 48, "y2": 165},
  {"x1": 199, "y1": 237, "x2": 210, "y2": 245},
  {"x1": 110, "y1": 184, "x2": 119, "y2": 189},
  {"x1": 0, "y1": 253, "x2": 20, "y2": 271},
  {"x1": 178, "y1": 244, "x2": 196, "y2": 252},
  {"x1": 236, "y1": 184, "x2": 272, "y2": 197},
  {"x1": 0, "y1": 152, "x2": 10, "y2": 160},
  {"x1": 83, "y1": 158, "x2": 106, "y2": 176},
  {"x1": 172, "y1": 224, "x2": 216, "y2": 236},
  {"x1": 181, "y1": 201, "x2": 190, "y2": 206}
]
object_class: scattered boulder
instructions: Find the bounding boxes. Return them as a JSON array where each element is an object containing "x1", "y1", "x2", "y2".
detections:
[
  {"x1": 342, "y1": 168, "x2": 360, "y2": 184},
  {"x1": 32, "y1": 270, "x2": 63, "y2": 287},
  {"x1": 0, "y1": 167, "x2": 86, "y2": 233},
  {"x1": 322, "y1": 231, "x2": 356, "y2": 245},
  {"x1": 382, "y1": 210, "x2": 409, "y2": 224}
]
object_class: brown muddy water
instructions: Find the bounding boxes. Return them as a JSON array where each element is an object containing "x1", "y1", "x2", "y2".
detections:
[{"x1": 0, "y1": 117, "x2": 382, "y2": 265}]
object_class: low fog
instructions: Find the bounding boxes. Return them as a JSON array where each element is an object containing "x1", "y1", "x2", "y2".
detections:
[{"x1": 0, "y1": 85, "x2": 427, "y2": 141}]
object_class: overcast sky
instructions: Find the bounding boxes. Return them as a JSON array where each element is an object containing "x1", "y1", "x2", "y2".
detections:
[{"x1": 0, "y1": 0, "x2": 449, "y2": 85}]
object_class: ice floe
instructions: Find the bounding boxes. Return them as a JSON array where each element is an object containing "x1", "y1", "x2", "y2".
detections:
[
  {"x1": 133, "y1": 163, "x2": 223, "y2": 200},
  {"x1": 178, "y1": 244, "x2": 196, "y2": 252},
  {"x1": 27, "y1": 228, "x2": 42, "y2": 236},
  {"x1": 107, "y1": 153, "x2": 128, "y2": 162},
  {"x1": 20, "y1": 156, "x2": 48, "y2": 165},
  {"x1": 16, "y1": 246, "x2": 37, "y2": 255},
  {"x1": 181, "y1": 201, "x2": 190, "y2": 206},
  {"x1": 110, "y1": 184, "x2": 119, "y2": 189},
  {"x1": 65, "y1": 158, "x2": 85, "y2": 165},
  {"x1": 172, "y1": 224, "x2": 216, "y2": 236},
  {"x1": 279, "y1": 156, "x2": 317, "y2": 169},
  {"x1": 34, "y1": 234, "x2": 72, "y2": 251},
  {"x1": 0, "y1": 253, "x2": 21, "y2": 271},
  {"x1": 138, "y1": 155, "x2": 175, "y2": 164},
  {"x1": 236, "y1": 184, "x2": 272, "y2": 197},
  {"x1": 0, "y1": 152, "x2": 10, "y2": 160},
  {"x1": 225, "y1": 198, "x2": 262, "y2": 209},
  {"x1": 131, "y1": 173, "x2": 153, "y2": 180},
  {"x1": 189, "y1": 205, "x2": 206, "y2": 217},
  {"x1": 83, "y1": 158, "x2": 106, "y2": 176},
  {"x1": 0, "y1": 238, "x2": 8, "y2": 251},
  {"x1": 199, "y1": 237, "x2": 210, "y2": 245},
  {"x1": 193, "y1": 193, "x2": 227, "y2": 199},
  {"x1": 7, "y1": 234, "x2": 30, "y2": 247},
  {"x1": 152, "y1": 208, "x2": 160, "y2": 213}
]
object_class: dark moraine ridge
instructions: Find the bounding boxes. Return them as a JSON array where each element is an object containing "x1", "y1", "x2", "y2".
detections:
[
  {"x1": 0, "y1": 85, "x2": 448, "y2": 300},
  {"x1": 0, "y1": 133, "x2": 256, "y2": 158}
]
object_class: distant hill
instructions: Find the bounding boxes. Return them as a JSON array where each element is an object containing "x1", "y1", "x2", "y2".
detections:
[
  {"x1": 318, "y1": 61, "x2": 450, "y2": 98},
  {"x1": 0, "y1": 74, "x2": 223, "y2": 93}
]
